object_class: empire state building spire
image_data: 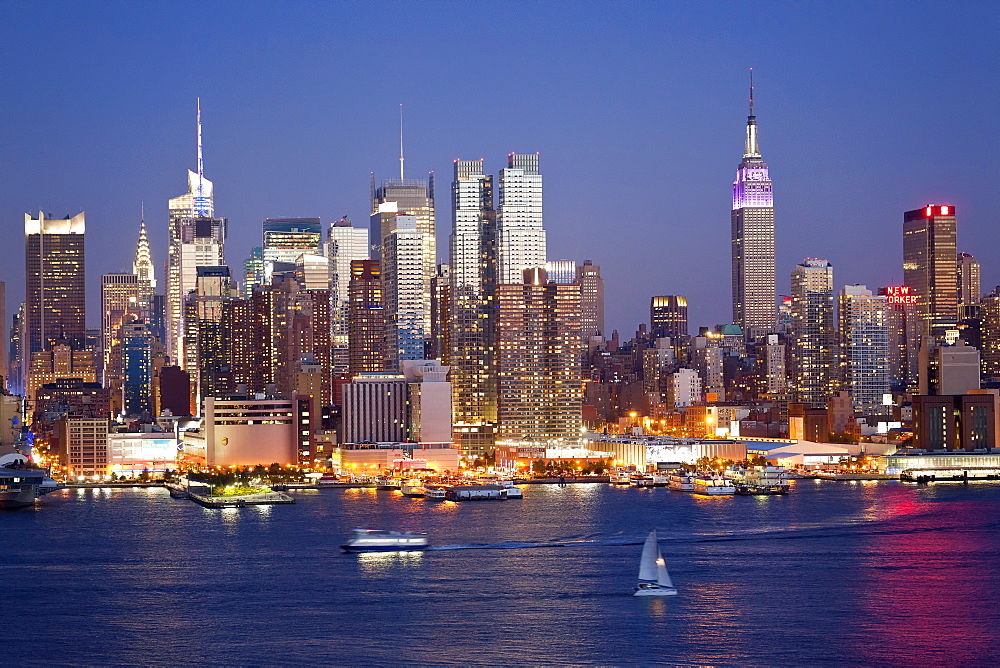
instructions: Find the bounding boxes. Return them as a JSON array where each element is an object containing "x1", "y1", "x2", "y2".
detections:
[{"x1": 744, "y1": 68, "x2": 761, "y2": 159}]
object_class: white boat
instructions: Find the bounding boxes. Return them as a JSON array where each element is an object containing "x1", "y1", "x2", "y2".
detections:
[
  {"x1": 497, "y1": 479, "x2": 523, "y2": 499},
  {"x1": 0, "y1": 464, "x2": 57, "y2": 509},
  {"x1": 668, "y1": 473, "x2": 695, "y2": 491},
  {"x1": 423, "y1": 486, "x2": 447, "y2": 501},
  {"x1": 399, "y1": 479, "x2": 426, "y2": 497},
  {"x1": 691, "y1": 474, "x2": 735, "y2": 496},
  {"x1": 340, "y1": 529, "x2": 429, "y2": 553},
  {"x1": 609, "y1": 470, "x2": 632, "y2": 485},
  {"x1": 633, "y1": 530, "x2": 677, "y2": 596},
  {"x1": 726, "y1": 465, "x2": 790, "y2": 495}
]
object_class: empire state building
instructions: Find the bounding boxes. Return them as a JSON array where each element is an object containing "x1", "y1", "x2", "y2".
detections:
[{"x1": 731, "y1": 76, "x2": 776, "y2": 338}]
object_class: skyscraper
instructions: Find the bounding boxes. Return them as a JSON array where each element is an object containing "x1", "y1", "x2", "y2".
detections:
[
  {"x1": 449, "y1": 160, "x2": 498, "y2": 451},
  {"x1": 903, "y1": 204, "x2": 958, "y2": 340},
  {"x1": 24, "y1": 212, "x2": 87, "y2": 365},
  {"x1": 100, "y1": 273, "x2": 140, "y2": 389},
  {"x1": 133, "y1": 218, "x2": 156, "y2": 320},
  {"x1": 261, "y1": 217, "x2": 323, "y2": 283},
  {"x1": 731, "y1": 76, "x2": 776, "y2": 338},
  {"x1": 958, "y1": 251, "x2": 981, "y2": 311},
  {"x1": 121, "y1": 321, "x2": 154, "y2": 418},
  {"x1": 790, "y1": 259, "x2": 836, "y2": 407},
  {"x1": 576, "y1": 260, "x2": 604, "y2": 338},
  {"x1": 243, "y1": 247, "x2": 264, "y2": 298},
  {"x1": 498, "y1": 153, "x2": 546, "y2": 285},
  {"x1": 650, "y1": 296, "x2": 688, "y2": 340},
  {"x1": 838, "y1": 285, "x2": 889, "y2": 416},
  {"x1": 347, "y1": 260, "x2": 385, "y2": 375},
  {"x1": 167, "y1": 100, "x2": 220, "y2": 365},
  {"x1": 326, "y1": 217, "x2": 369, "y2": 374},
  {"x1": 382, "y1": 215, "x2": 426, "y2": 370},
  {"x1": 496, "y1": 268, "x2": 583, "y2": 448}
]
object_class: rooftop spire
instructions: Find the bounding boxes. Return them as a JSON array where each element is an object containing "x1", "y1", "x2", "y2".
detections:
[
  {"x1": 195, "y1": 98, "x2": 209, "y2": 216},
  {"x1": 399, "y1": 103, "x2": 405, "y2": 180},
  {"x1": 743, "y1": 68, "x2": 761, "y2": 159}
]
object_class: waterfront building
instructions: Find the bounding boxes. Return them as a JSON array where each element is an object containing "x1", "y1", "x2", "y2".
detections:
[
  {"x1": 60, "y1": 417, "x2": 109, "y2": 480},
  {"x1": 382, "y1": 215, "x2": 426, "y2": 370},
  {"x1": 576, "y1": 260, "x2": 605, "y2": 338},
  {"x1": 167, "y1": 102, "x2": 216, "y2": 364},
  {"x1": 347, "y1": 260, "x2": 385, "y2": 375},
  {"x1": 332, "y1": 443, "x2": 460, "y2": 473},
  {"x1": 731, "y1": 79, "x2": 776, "y2": 338},
  {"x1": 496, "y1": 268, "x2": 583, "y2": 449},
  {"x1": 107, "y1": 431, "x2": 177, "y2": 477},
  {"x1": 341, "y1": 374, "x2": 408, "y2": 444},
  {"x1": 497, "y1": 153, "x2": 546, "y2": 285},
  {"x1": 326, "y1": 217, "x2": 369, "y2": 374},
  {"x1": 24, "y1": 212, "x2": 87, "y2": 380},
  {"x1": 903, "y1": 205, "x2": 958, "y2": 341},
  {"x1": 100, "y1": 273, "x2": 141, "y2": 389},
  {"x1": 402, "y1": 360, "x2": 453, "y2": 444},
  {"x1": 262, "y1": 217, "x2": 323, "y2": 283},
  {"x1": 790, "y1": 259, "x2": 836, "y2": 407},
  {"x1": 449, "y1": 159, "x2": 497, "y2": 453},
  {"x1": 958, "y1": 252, "x2": 981, "y2": 310},
  {"x1": 838, "y1": 285, "x2": 889, "y2": 416},
  {"x1": 911, "y1": 393, "x2": 994, "y2": 451},
  {"x1": 243, "y1": 247, "x2": 264, "y2": 298},
  {"x1": 182, "y1": 395, "x2": 295, "y2": 467},
  {"x1": 370, "y1": 174, "x2": 436, "y2": 348},
  {"x1": 121, "y1": 321, "x2": 154, "y2": 418},
  {"x1": 133, "y1": 219, "x2": 156, "y2": 320}
]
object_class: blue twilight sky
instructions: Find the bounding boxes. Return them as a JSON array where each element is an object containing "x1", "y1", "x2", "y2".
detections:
[{"x1": 1, "y1": 0, "x2": 997, "y2": 337}]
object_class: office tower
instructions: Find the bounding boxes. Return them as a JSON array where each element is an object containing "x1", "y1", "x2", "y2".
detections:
[
  {"x1": 496, "y1": 268, "x2": 583, "y2": 447},
  {"x1": 184, "y1": 266, "x2": 236, "y2": 405},
  {"x1": 498, "y1": 153, "x2": 546, "y2": 284},
  {"x1": 133, "y1": 219, "x2": 155, "y2": 319},
  {"x1": 100, "y1": 273, "x2": 141, "y2": 389},
  {"x1": 8, "y1": 303, "x2": 25, "y2": 395},
  {"x1": 880, "y1": 286, "x2": 922, "y2": 392},
  {"x1": 24, "y1": 212, "x2": 87, "y2": 368},
  {"x1": 790, "y1": 259, "x2": 836, "y2": 407},
  {"x1": 958, "y1": 252, "x2": 981, "y2": 310},
  {"x1": 903, "y1": 204, "x2": 958, "y2": 340},
  {"x1": 650, "y1": 296, "x2": 688, "y2": 340},
  {"x1": 27, "y1": 341, "x2": 96, "y2": 403},
  {"x1": 545, "y1": 260, "x2": 575, "y2": 284},
  {"x1": 261, "y1": 217, "x2": 322, "y2": 283},
  {"x1": 326, "y1": 217, "x2": 369, "y2": 373},
  {"x1": 341, "y1": 374, "x2": 409, "y2": 444},
  {"x1": 402, "y1": 360, "x2": 454, "y2": 444},
  {"x1": 121, "y1": 321, "x2": 154, "y2": 417},
  {"x1": 382, "y1": 215, "x2": 426, "y2": 370},
  {"x1": 980, "y1": 287, "x2": 1000, "y2": 381},
  {"x1": 731, "y1": 78, "x2": 776, "y2": 338},
  {"x1": 371, "y1": 173, "x2": 435, "y2": 348},
  {"x1": 449, "y1": 160, "x2": 498, "y2": 453},
  {"x1": 838, "y1": 285, "x2": 889, "y2": 416},
  {"x1": 294, "y1": 253, "x2": 328, "y2": 291},
  {"x1": 167, "y1": 100, "x2": 220, "y2": 364},
  {"x1": 347, "y1": 260, "x2": 385, "y2": 375},
  {"x1": 243, "y1": 247, "x2": 264, "y2": 298},
  {"x1": 429, "y1": 264, "x2": 451, "y2": 363},
  {"x1": 576, "y1": 260, "x2": 604, "y2": 338}
]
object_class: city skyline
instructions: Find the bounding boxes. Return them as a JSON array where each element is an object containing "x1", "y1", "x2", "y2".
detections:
[{"x1": 1, "y1": 1, "x2": 996, "y2": 336}]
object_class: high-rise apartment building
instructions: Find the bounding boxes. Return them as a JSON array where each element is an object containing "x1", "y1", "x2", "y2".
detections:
[
  {"x1": 429, "y1": 264, "x2": 451, "y2": 363},
  {"x1": 790, "y1": 259, "x2": 836, "y2": 407},
  {"x1": 958, "y1": 252, "x2": 981, "y2": 311},
  {"x1": 371, "y1": 174, "x2": 435, "y2": 349},
  {"x1": 347, "y1": 260, "x2": 385, "y2": 375},
  {"x1": 449, "y1": 160, "x2": 498, "y2": 453},
  {"x1": 903, "y1": 205, "x2": 958, "y2": 340},
  {"x1": 980, "y1": 287, "x2": 1000, "y2": 382},
  {"x1": 731, "y1": 82, "x2": 776, "y2": 338},
  {"x1": 496, "y1": 268, "x2": 583, "y2": 448},
  {"x1": 382, "y1": 215, "x2": 426, "y2": 371},
  {"x1": 576, "y1": 260, "x2": 604, "y2": 338},
  {"x1": 100, "y1": 273, "x2": 141, "y2": 389},
  {"x1": 838, "y1": 285, "x2": 889, "y2": 416},
  {"x1": 880, "y1": 285, "x2": 922, "y2": 393},
  {"x1": 498, "y1": 153, "x2": 546, "y2": 285},
  {"x1": 24, "y1": 212, "x2": 87, "y2": 368},
  {"x1": 326, "y1": 217, "x2": 369, "y2": 374}
]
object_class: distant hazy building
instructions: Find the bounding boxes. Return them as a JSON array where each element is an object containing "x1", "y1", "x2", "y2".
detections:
[
  {"x1": 243, "y1": 246, "x2": 264, "y2": 298},
  {"x1": 544, "y1": 260, "x2": 575, "y2": 284},
  {"x1": 497, "y1": 153, "x2": 546, "y2": 285},
  {"x1": 731, "y1": 84, "x2": 776, "y2": 338},
  {"x1": 790, "y1": 259, "x2": 836, "y2": 407},
  {"x1": 903, "y1": 205, "x2": 958, "y2": 340},
  {"x1": 838, "y1": 285, "x2": 889, "y2": 416},
  {"x1": 576, "y1": 260, "x2": 604, "y2": 338},
  {"x1": 958, "y1": 252, "x2": 981, "y2": 310}
]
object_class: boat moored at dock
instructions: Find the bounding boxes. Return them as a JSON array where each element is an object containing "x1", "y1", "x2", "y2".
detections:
[
  {"x1": 726, "y1": 465, "x2": 790, "y2": 495},
  {"x1": 340, "y1": 529, "x2": 429, "y2": 553},
  {"x1": 667, "y1": 473, "x2": 695, "y2": 491},
  {"x1": 691, "y1": 474, "x2": 735, "y2": 496}
]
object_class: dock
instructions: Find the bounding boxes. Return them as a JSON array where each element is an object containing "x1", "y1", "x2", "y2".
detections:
[{"x1": 188, "y1": 490, "x2": 295, "y2": 508}]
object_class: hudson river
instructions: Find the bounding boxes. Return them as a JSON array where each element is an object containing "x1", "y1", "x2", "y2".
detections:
[{"x1": 6, "y1": 480, "x2": 1000, "y2": 666}]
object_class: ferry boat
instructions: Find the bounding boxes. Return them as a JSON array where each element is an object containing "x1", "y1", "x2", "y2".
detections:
[
  {"x1": 0, "y1": 463, "x2": 58, "y2": 509},
  {"x1": 399, "y1": 479, "x2": 426, "y2": 497},
  {"x1": 340, "y1": 529, "x2": 429, "y2": 553},
  {"x1": 691, "y1": 474, "x2": 735, "y2": 496},
  {"x1": 423, "y1": 485, "x2": 447, "y2": 501},
  {"x1": 497, "y1": 479, "x2": 523, "y2": 499},
  {"x1": 629, "y1": 474, "x2": 655, "y2": 488},
  {"x1": 667, "y1": 472, "x2": 695, "y2": 491},
  {"x1": 609, "y1": 470, "x2": 632, "y2": 485},
  {"x1": 726, "y1": 465, "x2": 790, "y2": 495}
]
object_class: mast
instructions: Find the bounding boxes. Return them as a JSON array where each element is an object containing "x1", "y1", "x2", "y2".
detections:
[{"x1": 196, "y1": 98, "x2": 208, "y2": 216}]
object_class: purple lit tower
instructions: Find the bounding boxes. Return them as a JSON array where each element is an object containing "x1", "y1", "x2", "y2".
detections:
[{"x1": 731, "y1": 71, "x2": 776, "y2": 339}]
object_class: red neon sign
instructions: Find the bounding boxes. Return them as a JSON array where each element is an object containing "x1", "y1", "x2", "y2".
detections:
[{"x1": 884, "y1": 285, "x2": 918, "y2": 305}]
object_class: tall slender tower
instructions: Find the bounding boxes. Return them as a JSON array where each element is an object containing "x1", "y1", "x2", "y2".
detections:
[
  {"x1": 382, "y1": 215, "x2": 426, "y2": 370},
  {"x1": 133, "y1": 212, "x2": 156, "y2": 320},
  {"x1": 449, "y1": 159, "x2": 497, "y2": 453},
  {"x1": 790, "y1": 259, "x2": 836, "y2": 407},
  {"x1": 327, "y1": 217, "x2": 369, "y2": 373},
  {"x1": 731, "y1": 72, "x2": 776, "y2": 338},
  {"x1": 903, "y1": 204, "x2": 958, "y2": 340},
  {"x1": 167, "y1": 100, "x2": 219, "y2": 365},
  {"x1": 498, "y1": 153, "x2": 546, "y2": 284},
  {"x1": 838, "y1": 285, "x2": 889, "y2": 416},
  {"x1": 957, "y1": 251, "x2": 980, "y2": 312}
]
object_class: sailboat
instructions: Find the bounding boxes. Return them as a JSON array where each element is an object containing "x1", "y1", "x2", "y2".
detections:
[{"x1": 633, "y1": 530, "x2": 677, "y2": 596}]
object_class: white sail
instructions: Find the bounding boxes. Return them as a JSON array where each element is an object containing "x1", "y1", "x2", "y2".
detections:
[
  {"x1": 638, "y1": 530, "x2": 660, "y2": 582},
  {"x1": 655, "y1": 552, "x2": 673, "y2": 588}
]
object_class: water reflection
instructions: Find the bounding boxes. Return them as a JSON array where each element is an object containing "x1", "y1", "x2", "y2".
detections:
[{"x1": 357, "y1": 550, "x2": 424, "y2": 574}]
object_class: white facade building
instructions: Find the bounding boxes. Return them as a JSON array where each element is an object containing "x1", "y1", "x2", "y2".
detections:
[
  {"x1": 498, "y1": 153, "x2": 546, "y2": 284},
  {"x1": 670, "y1": 368, "x2": 702, "y2": 408},
  {"x1": 326, "y1": 218, "x2": 369, "y2": 373},
  {"x1": 402, "y1": 360, "x2": 453, "y2": 444},
  {"x1": 341, "y1": 374, "x2": 408, "y2": 444},
  {"x1": 382, "y1": 215, "x2": 426, "y2": 370},
  {"x1": 182, "y1": 397, "x2": 295, "y2": 467},
  {"x1": 839, "y1": 285, "x2": 890, "y2": 415}
]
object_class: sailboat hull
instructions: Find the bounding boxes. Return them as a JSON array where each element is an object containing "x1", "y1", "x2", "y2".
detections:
[{"x1": 634, "y1": 587, "x2": 678, "y2": 597}]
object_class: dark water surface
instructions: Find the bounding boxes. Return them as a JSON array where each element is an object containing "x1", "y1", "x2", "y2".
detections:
[{"x1": 5, "y1": 480, "x2": 1000, "y2": 666}]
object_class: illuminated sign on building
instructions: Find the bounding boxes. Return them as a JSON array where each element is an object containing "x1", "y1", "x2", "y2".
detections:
[
  {"x1": 923, "y1": 205, "x2": 954, "y2": 217},
  {"x1": 883, "y1": 285, "x2": 918, "y2": 305}
]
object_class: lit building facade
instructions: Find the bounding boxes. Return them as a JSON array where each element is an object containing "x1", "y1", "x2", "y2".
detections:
[
  {"x1": 497, "y1": 153, "x2": 546, "y2": 285},
  {"x1": 981, "y1": 287, "x2": 1000, "y2": 382},
  {"x1": 121, "y1": 321, "x2": 154, "y2": 418},
  {"x1": 838, "y1": 285, "x2": 889, "y2": 415},
  {"x1": 262, "y1": 217, "x2": 322, "y2": 283},
  {"x1": 958, "y1": 252, "x2": 981, "y2": 310},
  {"x1": 243, "y1": 246, "x2": 264, "y2": 298},
  {"x1": 133, "y1": 220, "x2": 156, "y2": 319},
  {"x1": 326, "y1": 217, "x2": 369, "y2": 373},
  {"x1": 731, "y1": 86, "x2": 776, "y2": 338},
  {"x1": 576, "y1": 260, "x2": 605, "y2": 338},
  {"x1": 341, "y1": 374, "x2": 408, "y2": 444},
  {"x1": 790, "y1": 259, "x2": 836, "y2": 407},
  {"x1": 903, "y1": 205, "x2": 958, "y2": 340},
  {"x1": 382, "y1": 215, "x2": 426, "y2": 370},
  {"x1": 347, "y1": 260, "x2": 385, "y2": 375},
  {"x1": 100, "y1": 273, "x2": 140, "y2": 389}
]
